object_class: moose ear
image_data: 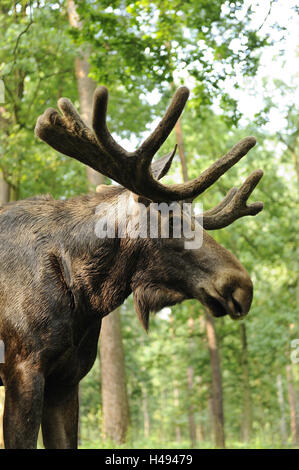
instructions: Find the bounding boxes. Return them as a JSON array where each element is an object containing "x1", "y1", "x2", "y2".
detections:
[{"x1": 151, "y1": 145, "x2": 177, "y2": 180}]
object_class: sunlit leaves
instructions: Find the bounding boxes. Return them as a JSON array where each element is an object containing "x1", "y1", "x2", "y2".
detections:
[{"x1": 72, "y1": 0, "x2": 269, "y2": 121}]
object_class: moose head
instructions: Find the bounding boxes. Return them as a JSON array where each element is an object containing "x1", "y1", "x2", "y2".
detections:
[{"x1": 35, "y1": 86, "x2": 263, "y2": 330}]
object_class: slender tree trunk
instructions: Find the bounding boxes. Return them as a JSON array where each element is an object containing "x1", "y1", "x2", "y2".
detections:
[
  {"x1": 195, "y1": 374, "x2": 204, "y2": 443},
  {"x1": 205, "y1": 311, "x2": 225, "y2": 447},
  {"x1": 67, "y1": 0, "x2": 103, "y2": 190},
  {"x1": 100, "y1": 309, "x2": 129, "y2": 443},
  {"x1": 73, "y1": 53, "x2": 100, "y2": 190},
  {"x1": 173, "y1": 380, "x2": 182, "y2": 444},
  {"x1": 159, "y1": 389, "x2": 167, "y2": 445},
  {"x1": 186, "y1": 316, "x2": 197, "y2": 448},
  {"x1": 140, "y1": 337, "x2": 150, "y2": 439},
  {"x1": 142, "y1": 386, "x2": 150, "y2": 439},
  {"x1": 9, "y1": 185, "x2": 19, "y2": 202},
  {"x1": 240, "y1": 322, "x2": 252, "y2": 442},
  {"x1": 286, "y1": 364, "x2": 298, "y2": 446},
  {"x1": 276, "y1": 374, "x2": 287, "y2": 445},
  {"x1": 0, "y1": 172, "x2": 9, "y2": 205},
  {"x1": 287, "y1": 143, "x2": 299, "y2": 356},
  {"x1": 67, "y1": 0, "x2": 129, "y2": 445},
  {"x1": 279, "y1": 122, "x2": 299, "y2": 447},
  {"x1": 169, "y1": 314, "x2": 182, "y2": 443},
  {"x1": 288, "y1": 144, "x2": 299, "y2": 346},
  {"x1": 100, "y1": 310, "x2": 130, "y2": 444},
  {"x1": 187, "y1": 365, "x2": 196, "y2": 447},
  {"x1": 196, "y1": 420, "x2": 204, "y2": 443},
  {"x1": 207, "y1": 396, "x2": 214, "y2": 442}
]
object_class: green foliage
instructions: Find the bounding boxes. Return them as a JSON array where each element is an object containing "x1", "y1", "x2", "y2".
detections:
[
  {"x1": 73, "y1": 0, "x2": 269, "y2": 123},
  {"x1": 0, "y1": 1, "x2": 86, "y2": 199}
]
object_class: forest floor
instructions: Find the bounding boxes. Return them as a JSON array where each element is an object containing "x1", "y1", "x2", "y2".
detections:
[{"x1": 78, "y1": 437, "x2": 298, "y2": 450}]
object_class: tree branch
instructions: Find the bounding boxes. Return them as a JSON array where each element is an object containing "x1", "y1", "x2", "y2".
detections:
[{"x1": 11, "y1": 18, "x2": 34, "y2": 70}]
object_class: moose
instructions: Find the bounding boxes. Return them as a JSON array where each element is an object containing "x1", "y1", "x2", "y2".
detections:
[{"x1": 0, "y1": 85, "x2": 263, "y2": 448}]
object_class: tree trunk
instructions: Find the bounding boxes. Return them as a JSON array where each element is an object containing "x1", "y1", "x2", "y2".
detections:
[
  {"x1": 195, "y1": 374, "x2": 204, "y2": 443},
  {"x1": 240, "y1": 322, "x2": 252, "y2": 442},
  {"x1": 207, "y1": 396, "x2": 214, "y2": 442},
  {"x1": 0, "y1": 172, "x2": 9, "y2": 205},
  {"x1": 67, "y1": 0, "x2": 129, "y2": 445},
  {"x1": 276, "y1": 374, "x2": 287, "y2": 445},
  {"x1": 173, "y1": 380, "x2": 182, "y2": 444},
  {"x1": 74, "y1": 52, "x2": 100, "y2": 190},
  {"x1": 67, "y1": 0, "x2": 103, "y2": 190},
  {"x1": 158, "y1": 389, "x2": 167, "y2": 445},
  {"x1": 187, "y1": 365, "x2": 196, "y2": 447},
  {"x1": 196, "y1": 421, "x2": 204, "y2": 443},
  {"x1": 169, "y1": 314, "x2": 182, "y2": 443},
  {"x1": 142, "y1": 386, "x2": 150, "y2": 439},
  {"x1": 99, "y1": 309, "x2": 130, "y2": 443},
  {"x1": 286, "y1": 364, "x2": 298, "y2": 446},
  {"x1": 186, "y1": 316, "x2": 197, "y2": 448},
  {"x1": 205, "y1": 310, "x2": 225, "y2": 447}
]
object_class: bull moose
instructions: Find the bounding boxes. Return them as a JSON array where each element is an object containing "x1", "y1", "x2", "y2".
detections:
[{"x1": 0, "y1": 86, "x2": 263, "y2": 448}]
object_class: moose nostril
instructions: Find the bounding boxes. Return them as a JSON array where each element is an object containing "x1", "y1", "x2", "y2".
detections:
[
  {"x1": 231, "y1": 295, "x2": 242, "y2": 316},
  {"x1": 214, "y1": 272, "x2": 253, "y2": 318},
  {"x1": 230, "y1": 282, "x2": 253, "y2": 318}
]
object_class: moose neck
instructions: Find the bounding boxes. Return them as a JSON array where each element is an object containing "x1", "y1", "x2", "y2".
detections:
[
  {"x1": 0, "y1": 188, "x2": 144, "y2": 319},
  {"x1": 58, "y1": 189, "x2": 144, "y2": 317}
]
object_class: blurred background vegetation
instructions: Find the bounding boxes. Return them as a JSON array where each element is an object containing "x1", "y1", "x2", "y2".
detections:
[{"x1": 0, "y1": 0, "x2": 298, "y2": 449}]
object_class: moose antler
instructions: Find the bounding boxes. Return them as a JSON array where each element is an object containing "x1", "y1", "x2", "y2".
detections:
[
  {"x1": 35, "y1": 86, "x2": 263, "y2": 205},
  {"x1": 35, "y1": 86, "x2": 188, "y2": 199},
  {"x1": 201, "y1": 169, "x2": 264, "y2": 229}
]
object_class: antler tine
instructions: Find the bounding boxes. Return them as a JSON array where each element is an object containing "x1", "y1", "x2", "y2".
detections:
[
  {"x1": 92, "y1": 86, "x2": 189, "y2": 164},
  {"x1": 200, "y1": 169, "x2": 264, "y2": 230},
  {"x1": 137, "y1": 86, "x2": 190, "y2": 161},
  {"x1": 35, "y1": 96, "x2": 116, "y2": 180},
  {"x1": 202, "y1": 187, "x2": 238, "y2": 217},
  {"x1": 92, "y1": 86, "x2": 129, "y2": 160},
  {"x1": 132, "y1": 136, "x2": 258, "y2": 202},
  {"x1": 92, "y1": 86, "x2": 189, "y2": 163},
  {"x1": 168, "y1": 136, "x2": 257, "y2": 201}
]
